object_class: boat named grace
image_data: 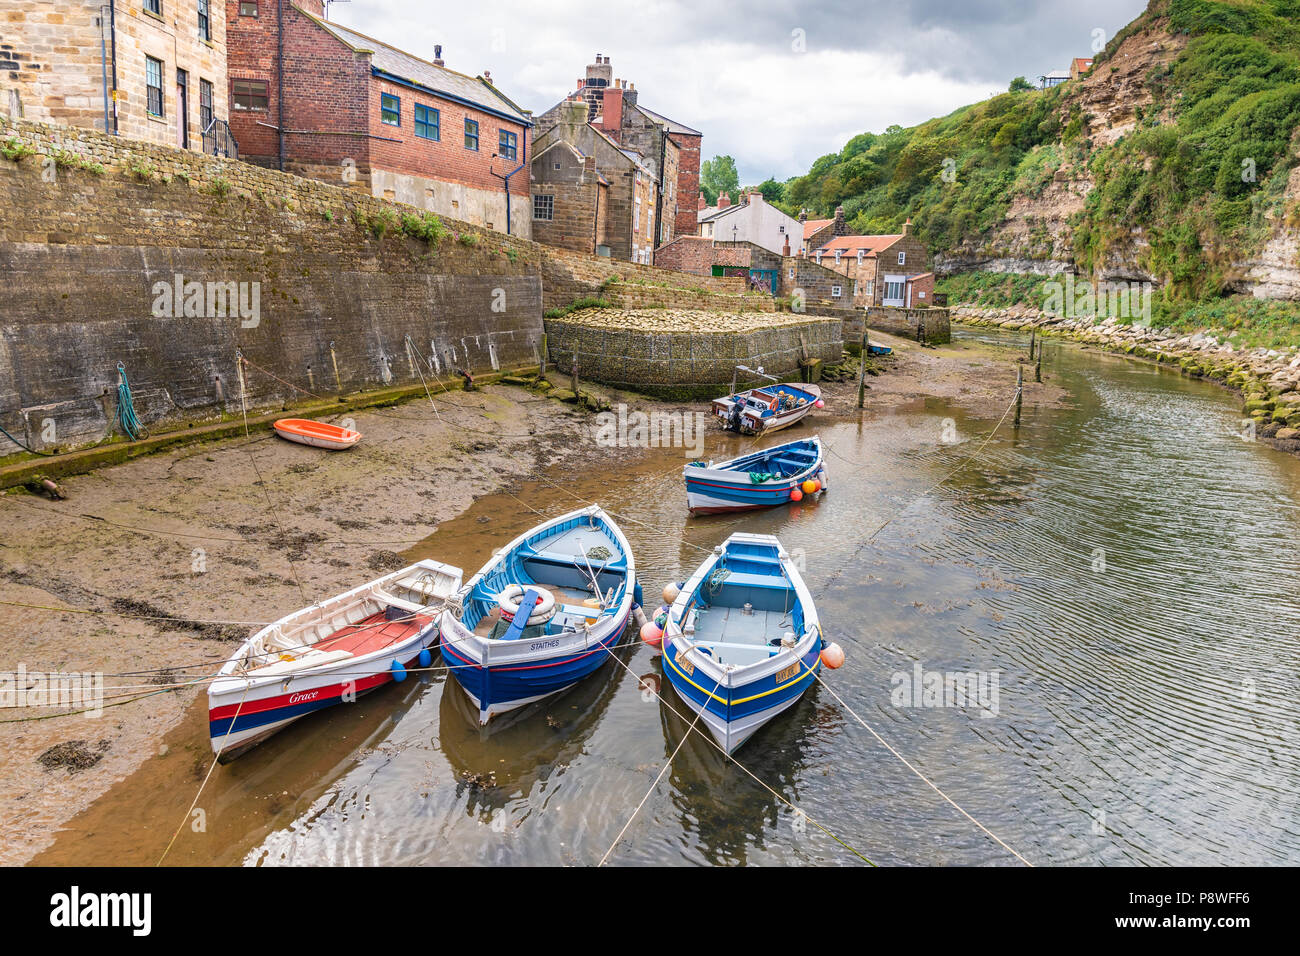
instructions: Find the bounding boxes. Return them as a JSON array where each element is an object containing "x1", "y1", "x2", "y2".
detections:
[{"x1": 208, "y1": 559, "x2": 462, "y2": 761}]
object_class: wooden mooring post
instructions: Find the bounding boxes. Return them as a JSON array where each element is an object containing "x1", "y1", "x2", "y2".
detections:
[
  {"x1": 857, "y1": 326, "x2": 869, "y2": 409},
  {"x1": 1028, "y1": 329, "x2": 1036, "y2": 360},
  {"x1": 1014, "y1": 364, "x2": 1023, "y2": 428},
  {"x1": 1035, "y1": 345, "x2": 1042, "y2": 383}
]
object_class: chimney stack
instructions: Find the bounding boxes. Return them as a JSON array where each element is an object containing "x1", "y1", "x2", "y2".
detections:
[
  {"x1": 718, "y1": 192, "x2": 731, "y2": 209},
  {"x1": 782, "y1": 234, "x2": 791, "y2": 257},
  {"x1": 833, "y1": 205, "x2": 846, "y2": 237},
  {"x1": 483, "y1": 70, "x2": 492, "y2": 83},
  {"x1": 903, "y1": 218, "x2": 912, "y2": 235},
  {"x1": 434, "y1": 44, "x2": 444, "y2": 67},
  {"x1": 697, "y1": 193, "x2": 707, "y2": 210}
]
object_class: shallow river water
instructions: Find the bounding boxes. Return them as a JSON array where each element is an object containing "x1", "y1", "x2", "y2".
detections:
[{"x1": 39, "y1": 329, "x2": 1300, "y2": 866}]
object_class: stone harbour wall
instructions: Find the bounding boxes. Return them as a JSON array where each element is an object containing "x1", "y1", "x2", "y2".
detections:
[{"x1": 544, "y1": 309, "x2": 843, "y2": 399}]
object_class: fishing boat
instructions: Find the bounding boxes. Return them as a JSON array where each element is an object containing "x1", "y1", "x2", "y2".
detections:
[
  {"x1": 711, "y1": 383, "x2": 822, "y2": 436},
  {"x1": 207, "y1": 559, "x2": 462, "y2": 761},
  {"x1": 683, "y1": 437, "x2": 826, "y2": 515},
  {"x1": 273, "y1": 418, "x2": 362, "y2": 450},
  {"x1": 867, "y1": 343, "x2": 892, "y2": 356},
  {"x1": 440, "y1": 505, "x2": 637, "y2": 724},
  {"x1": 661, "y1": 533, "x2": 824, "y2": 754}
]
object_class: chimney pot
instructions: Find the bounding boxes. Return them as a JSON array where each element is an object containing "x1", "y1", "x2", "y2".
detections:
[{"x1": 433, "y1": 44, "x2": 444, "y2": 67}]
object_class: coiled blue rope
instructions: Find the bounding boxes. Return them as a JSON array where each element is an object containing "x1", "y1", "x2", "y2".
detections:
[{"x1": 115, "y1": 362, "x2": 147, "y2": 441}]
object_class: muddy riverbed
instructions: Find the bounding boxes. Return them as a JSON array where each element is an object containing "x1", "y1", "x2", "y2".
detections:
[{"x1": 4, "y1": 328, "x2": 1169, "y2": 866}]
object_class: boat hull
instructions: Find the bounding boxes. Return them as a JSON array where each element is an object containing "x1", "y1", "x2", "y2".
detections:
[
  {"x1": 273, "y1": 418, "x2": 362, "y2": 450},
  {"x1": 207, "y1": 626, "x2": 436, "y2": 761},
  {"x1": 684, "y1": 437, "x2": 827, "y2": 514},
  {"x1": 441, "y1": 606, "x2": 631, "y2": 724},
  {"x1": 662, "y1": 636, "x2": 822, "y2": 754},
  {"x1": 440, "y1": 505, "x2": 637, "y2": 725},
  {"x1": 711, "y1": 383, "x2": 821, "y2": 436}
]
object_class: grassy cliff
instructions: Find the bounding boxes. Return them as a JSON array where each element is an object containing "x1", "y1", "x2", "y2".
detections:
[{"x1": 782, "y1": 0, "x2": 1300, "y2": 321}]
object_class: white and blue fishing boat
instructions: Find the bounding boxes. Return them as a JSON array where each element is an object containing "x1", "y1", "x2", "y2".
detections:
[
  {"x1": 683, "y1": 437, "x2": 826, "y2": 514},
  {"x1": 661, "y1": 533, "x2": 824, "y2": 753},
  {"x1": 439, "y1": 505, "x2": 638, "y2": 724},
  {"x1": 711, "y1": 382, "x2": 822, "y2": 436}
]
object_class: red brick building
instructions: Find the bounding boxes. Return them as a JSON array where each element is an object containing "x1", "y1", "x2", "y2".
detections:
[
  {"x1": 535, "y1": 55, "x2": 701, "y2": 249},
  {"x1": 226, "y1": 2, "x2": 533, "y2": 236}
]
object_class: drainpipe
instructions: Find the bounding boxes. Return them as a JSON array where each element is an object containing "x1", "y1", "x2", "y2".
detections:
[
  {"x1": 592, "y1": 185, "x2": 600, "y2": 254},
  {"x1": 108, "y1": 0, "x2": 119, "y2": 134},
  {"x1": 490, "y1": 129, "x2": 526, "y2": 236},
  {"x1": 277, "y1": 0, "x2": 285, "y2": 171},
  {"x1": 99, "y1": 5, "x2": 110, "y2": 134}
]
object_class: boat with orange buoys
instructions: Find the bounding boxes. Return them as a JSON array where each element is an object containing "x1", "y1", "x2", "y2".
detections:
[{"x1": 658, "y1": 532, "x2": 841, "y2": 754}]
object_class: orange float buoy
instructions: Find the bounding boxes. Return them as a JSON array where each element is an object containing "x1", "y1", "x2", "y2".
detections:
[
  {"x1": 821, "y1": 642, "x2": 845, "y2": 669},
  {"x1": 810, "y1": 479, "x2": 821, "y2": 493},
  {"x1": 802, "y1": 480, "x2": 817, "y2": 495},
  {"x1": 790, "y1": 487, "x2": 803, "y2": 502},
  {"x1": 640, "y1": 621, "x2": 664, "y2": 647}
]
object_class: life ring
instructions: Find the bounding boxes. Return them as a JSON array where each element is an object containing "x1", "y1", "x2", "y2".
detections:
[{"x1": 497, "y1": 584, "x2": 557, "y2": 625}]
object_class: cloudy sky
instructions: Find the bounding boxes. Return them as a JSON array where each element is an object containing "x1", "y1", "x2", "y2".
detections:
[{"x1": 331, "y1": 0, "x2": 1150, "y2": 185}]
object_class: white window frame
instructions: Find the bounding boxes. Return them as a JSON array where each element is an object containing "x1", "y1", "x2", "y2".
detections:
[
  {"x1": 831, "y1": 285, "x2": 842, "y2": 298},
  {"x1": 898, "y1": 251, "x2": 906, "y2": 265}
]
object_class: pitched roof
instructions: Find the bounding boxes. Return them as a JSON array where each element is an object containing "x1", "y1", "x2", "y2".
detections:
[
  {"x1": 802, "y1": 218, "x2": 833, "y2": 240},
  {"x1": 636, "y1": 105, "x2": 701, "y2": 137},
  {"x1": 815, "y1": 234, "x2": 902, "y2": 256},
  {"x1": 1072, "y1": 57, "x2": 1094, "y2": 73},
  {"x1": 302, "y1": 11, "x2": 532, "y2": 126}
]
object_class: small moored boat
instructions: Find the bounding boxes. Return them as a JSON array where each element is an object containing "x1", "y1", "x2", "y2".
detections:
[
  {"x1": 273, "y1": 418, "x2": 362, "y2": 450},
  {"x1": 712, "y1": 383, "x2": 821, "y2": 436},
  {"x1": 684, "y1": 436, "x2": 826, "y2": 514},
  {"x1": 662, "y1": 533, "x2": 825, "y2": 754},
  {"x1": 207, "y1": 559, "x2": 462, "y2": 761},
  {"x1": 440, "y1": 505, "x2": 637, "y2": 725}
]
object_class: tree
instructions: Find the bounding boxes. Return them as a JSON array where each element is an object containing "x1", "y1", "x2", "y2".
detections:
[
  {"x1": 1009, "y1": 76, "x2": 1033, "y2": 93},
  {"x1": 701, "y1": 155, "x2": 741, "y2": 204},
  {"x1": 757, "y1": 177, "x2": 785, "y2": 204}
]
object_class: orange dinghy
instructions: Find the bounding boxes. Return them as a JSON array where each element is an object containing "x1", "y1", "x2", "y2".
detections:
[{"x1": 273, "y1": 418, "x2": 362, "y2": 450}]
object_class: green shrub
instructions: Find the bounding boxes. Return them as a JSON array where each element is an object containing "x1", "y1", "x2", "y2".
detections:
[
  {"x1": 209, "y1": 176, "x2": 231, "y2": 197},
  {"x1": 400, "y1": 211, "x2": 448, "y2": 243}
]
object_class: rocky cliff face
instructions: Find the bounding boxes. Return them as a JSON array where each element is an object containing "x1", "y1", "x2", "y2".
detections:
[
  {"x1": 942, "y1": 18, "x2": 1188, "y2": 278},
  {"x1": 1238, "y1": 162, "x2": 1300, "y2": 300}
]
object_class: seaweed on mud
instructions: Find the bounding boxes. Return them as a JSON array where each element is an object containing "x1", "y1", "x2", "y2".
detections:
[
  {"x1": 37, "y1": 739, "x2": 109, "y2": 774},
  {"x1": 366, "y1": 551, "x2": 403, "y2": 572},
  {"x1": 109, "y1": 596, "x2": 246, "y2": 641}
]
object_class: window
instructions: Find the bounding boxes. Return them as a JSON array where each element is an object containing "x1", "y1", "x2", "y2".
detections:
[
  {"x1": 144, "y1": 0, "x2": 162, "y2": 16},
  {"x1": 464, "y1": 118, "x2": 479, "y2": 150},
  {"x1": 145, "y1": 56, "x2": 164, "y2": 117},
  {"x1": 533, "y1": 194, "x2": 554, "y2": 221},
  {"x1": 199, "y1": 78, "x2": 213, "y2": 131},
  {"x1": 831, "y1": 285, "x2": 842, "y2": 298},
  {"x1": 898, "y1": 251, "x2": 906, "y2": 265},
  {"x1": 884, "y1": 279, "x2": 906, "y2": 302},
  {"x1": 381, "y1": 93, "x2": 401, "y2": 126},
  {"x1": 198, "y1": 0, "x2": 210, "y2": 40},
  {"x1": 498, "y1": 129, "x2": 517, "y2": 160},
  {"x1": 414, "y1": 104, "x2": 439, "y2": 140},
  {"x1": 239, "y1": 0, "x2": 258, "y2": 14},
  {"x1": 232, "y1": 79, "x2": 268, "y2": 110}
]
